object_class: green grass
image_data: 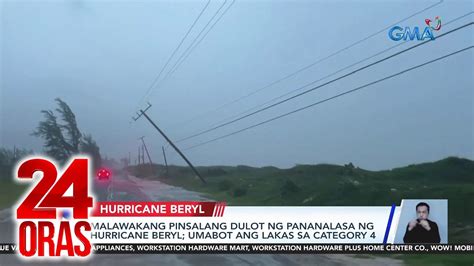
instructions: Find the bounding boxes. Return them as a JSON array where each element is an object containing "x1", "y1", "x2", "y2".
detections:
[
  {"x1": 130, "y1": 158, "x2": 474, "y2": 265},
  {"x1": 0, "y1": 180, "x2": 26, "y2": 209},
  {"x1": 130, "y1": 157, "x2": 474, "y2": 229}
]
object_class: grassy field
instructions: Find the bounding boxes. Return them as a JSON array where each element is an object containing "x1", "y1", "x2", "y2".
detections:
[
  {"x1": 129, "y1": 157, "x2": 474, "y2": 265},
  {"x1": 129, "y1": 157, "x2": 474, "y2": 231}
]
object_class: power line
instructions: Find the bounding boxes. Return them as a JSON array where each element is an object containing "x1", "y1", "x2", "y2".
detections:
[
  {"x1": 162, "y1": 0, "x2": 236, "y2": 83},
  {"x1": 183, "y1": 45, "x2": 473, "y2": 151},
  {"x1": 147, "y1": 0, "x2": 236, "y2": 101},
  {"x1": 162, "y1": 0, "x2": 232, "y2": 80},
  {"x1": 137, "y1": 0, "x2": 211, "y2": 108},
  {"x1": 170, "y1": 0, "x2": 444, "y2": 129},
  {"x1": 153, "y1": 0, "x2": 235, "y2": 152},
  {"x1": 176, "y1": 21, "x2": 473, "y2": 143},
  {"x1": 184, "y1": 11, "x2": 474, "y2": 139}
]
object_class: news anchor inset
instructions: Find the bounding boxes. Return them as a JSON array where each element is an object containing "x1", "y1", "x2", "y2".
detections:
[{"x1": 403, "y1": 202, "x2": 441, "y2": 243}]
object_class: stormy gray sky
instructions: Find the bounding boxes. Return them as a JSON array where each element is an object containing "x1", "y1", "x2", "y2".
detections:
[{"x1": 1, "y1": 0, "x2": 473, "y2": 170}]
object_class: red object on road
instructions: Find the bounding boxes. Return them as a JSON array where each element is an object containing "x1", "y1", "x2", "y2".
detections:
[{"x1": 97, "y1": 168, "x2": 111, "y2": 181}]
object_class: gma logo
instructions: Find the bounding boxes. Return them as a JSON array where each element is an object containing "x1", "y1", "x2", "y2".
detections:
[{"x1": 388, "y1": 26, "x2": 435, "y2": 41}]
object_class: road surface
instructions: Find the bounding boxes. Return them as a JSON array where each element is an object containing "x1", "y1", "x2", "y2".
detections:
[{"x1": 0, "y1": 170, "x2": 403, "y2": 266}]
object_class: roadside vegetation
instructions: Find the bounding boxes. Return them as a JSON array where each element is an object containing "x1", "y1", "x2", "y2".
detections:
[
  {"x1": 130, "y1": 157, "x2": 474, "y2": 265},
  {"x1": 130, "y1": 157, "x2": 473, "y2": 231}
]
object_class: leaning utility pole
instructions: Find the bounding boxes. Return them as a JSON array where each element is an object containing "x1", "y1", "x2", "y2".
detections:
[
  {"x1": 162, "y1": 146, "x2": 169, "y2": 175},
  {"x1": 137, "y1": 146, "x2": 141, "y2": 165},
  {"x1": 133, "y1": 103, "x2": 206, "y2": 184},
  {"x1": 139, "y1": 136, "x2": 153, "y2": 166}
]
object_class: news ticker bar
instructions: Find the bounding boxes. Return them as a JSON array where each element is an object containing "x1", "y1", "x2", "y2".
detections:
[{"x1": 1, "y1": 243, "x2": 472, "y2": 254}]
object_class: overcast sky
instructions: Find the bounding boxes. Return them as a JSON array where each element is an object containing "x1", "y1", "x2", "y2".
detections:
[{"x1": 1, "y1": 0, "x2": 473, "y2": 170}]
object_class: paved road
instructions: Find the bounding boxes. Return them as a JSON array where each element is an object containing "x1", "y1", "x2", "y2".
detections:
[
  {"x1": 0, "y1": 171, "x2": 403, "y2": 266},
  {"x1": 120, "y1": 175, "x2": 208, "y2": 201}
]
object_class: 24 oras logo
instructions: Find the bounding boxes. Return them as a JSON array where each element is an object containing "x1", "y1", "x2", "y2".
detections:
[
  {"x1": 14, "y1": 157, "x2": 94, "y2": 259},
  {"x1": 389, "y1": 16, "x2": 441, "y2": 41}
]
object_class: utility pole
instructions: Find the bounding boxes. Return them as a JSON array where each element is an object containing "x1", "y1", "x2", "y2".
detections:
[
  {"x1": 133, "y1": 103, "x2": 206, "y2": 184},
  {"x1": 162, "y1": 146, "x2": 169, "y2": 175},
  {"x1": 139, "y1": 136, "x2": 153, "y2": 165},
  {"x1": 137, "y1": 146, "x2": 141, "y2": 165}
]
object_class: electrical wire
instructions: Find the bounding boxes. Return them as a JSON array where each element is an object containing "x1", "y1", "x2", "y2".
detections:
[{"x1": 183, "y1": 45, "x2": 473, "y2": 151}]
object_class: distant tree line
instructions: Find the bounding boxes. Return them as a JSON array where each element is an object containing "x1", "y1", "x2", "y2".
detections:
[{"x1": 0, "y1": 147, "x2": 32, "y2": 180}]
